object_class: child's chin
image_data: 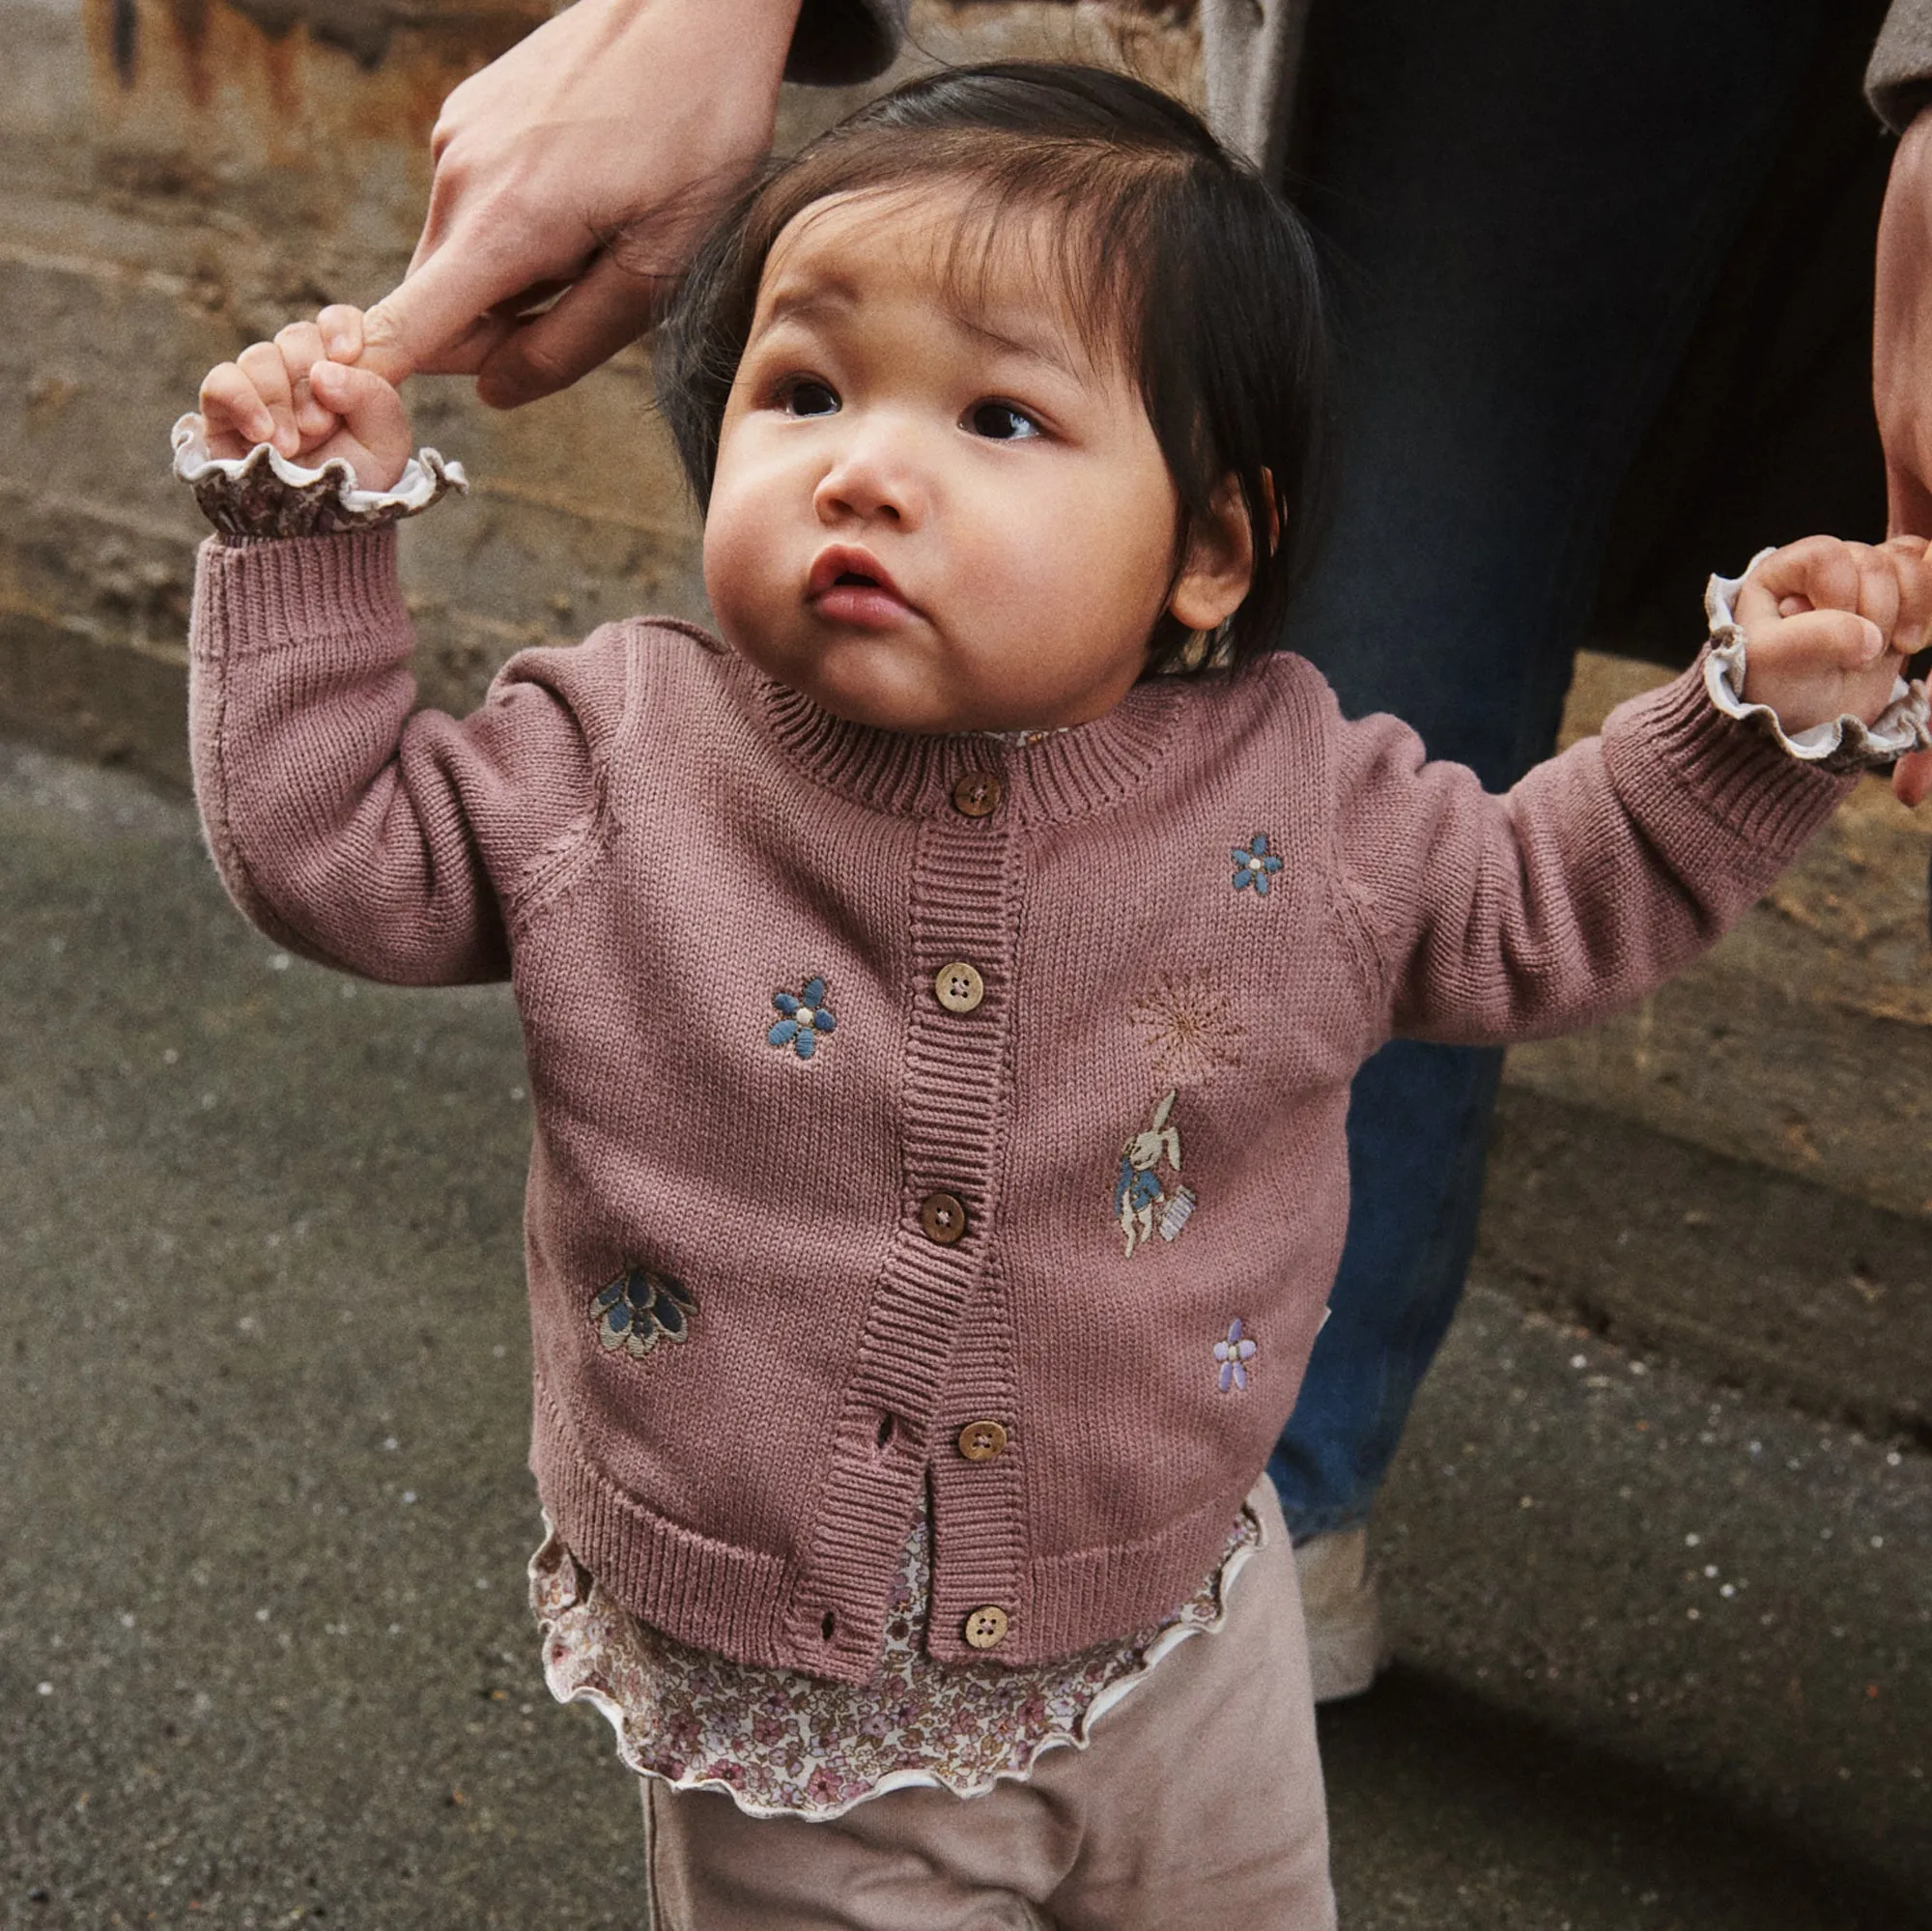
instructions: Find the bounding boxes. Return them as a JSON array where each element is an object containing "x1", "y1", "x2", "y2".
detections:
[{"x1": 775, "y1": 648, "x2": 968, "y2": 735}]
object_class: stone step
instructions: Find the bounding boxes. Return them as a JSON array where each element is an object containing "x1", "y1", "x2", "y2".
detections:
[
  {"x1": 1483, "y1": 652, "x2": 1932, "y2": 1437},
  {"x1": 1508, "y1": 649, "x2": 1932, "y2": 1225}
]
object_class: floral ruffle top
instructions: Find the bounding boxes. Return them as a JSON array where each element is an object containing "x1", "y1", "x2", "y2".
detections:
[{"x1": 530, "y1": 1500, "x2": 1262, "y2": 1821}]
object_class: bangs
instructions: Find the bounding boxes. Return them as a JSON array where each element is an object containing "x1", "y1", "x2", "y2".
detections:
[{"x1": 790, "y1": 135, "x2": 1197, "y2": 383}]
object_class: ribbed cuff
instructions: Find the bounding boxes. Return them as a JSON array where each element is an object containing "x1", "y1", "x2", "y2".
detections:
[
  {"x1": 1603, "y1": 656, "x2": 1854, "y2": 864},
  {"x1": 191, "y1": 528, "x2": 412, "y2": 667}
]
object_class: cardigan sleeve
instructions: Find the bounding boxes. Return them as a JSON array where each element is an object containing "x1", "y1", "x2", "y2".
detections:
[
  {"x1": 1868, "y1": 0, "x2": 1932, "y2": 133},
  {"x1": 188, "y1": 529, "x2": 632, "y2": 987},
  {"x1": 1326, "y1": 660, "x2": 1852, "y2": 1049}
]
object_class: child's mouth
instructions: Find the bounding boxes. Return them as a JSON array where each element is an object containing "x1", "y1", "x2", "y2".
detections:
[{"x1": 807, "y1": 546, "x2": 917, "y2": 628}]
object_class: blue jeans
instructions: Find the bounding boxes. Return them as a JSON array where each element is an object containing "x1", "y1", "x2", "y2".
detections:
[{"x1": 1268, "y1": 0, "x2": 1829, "y2": 1539}]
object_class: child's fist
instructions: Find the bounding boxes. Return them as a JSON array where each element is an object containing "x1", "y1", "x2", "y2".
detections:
[
  {"x1": 1734, "y1": 534, "x2": 1932, "y2": 745},
  {"x1": 196, "y1": 305, "x2": 412, "y2": 493}
]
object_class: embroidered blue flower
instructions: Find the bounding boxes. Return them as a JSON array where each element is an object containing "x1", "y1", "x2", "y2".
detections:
[
  {"x1": 1231, "y1": 834, "x2": 1282, "y2": 896},
  {"x1": 1213, "y1": 1318, "x2": 1257, "y2": 1394},
  {"x1": 768, "y1": 976, "x2": 838, "y2": 1060},
  {"x1": 592, "y1": 1267, "x2": 696, "y2": 1359}
]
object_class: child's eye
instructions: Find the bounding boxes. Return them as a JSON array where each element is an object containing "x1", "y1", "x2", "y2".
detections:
[
  {"x1": 964, "y1": 401, "x2": 1041, "y2": 441},
  {"x1": 781, "y1": 378, "x2": 840, "y2": 418}
]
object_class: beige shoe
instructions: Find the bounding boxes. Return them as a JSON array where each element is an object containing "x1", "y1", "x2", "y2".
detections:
[{"x1": 1293, "y1": 1526, "x2": 1390, "y2": 1703}]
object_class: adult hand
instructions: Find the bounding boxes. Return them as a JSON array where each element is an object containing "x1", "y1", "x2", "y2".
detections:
[
  {"x1": 348, "y1": 0, "x2": 804, "y2": 409},
  {"x1": 1871, "y1": 105, "x2": 1932, "y2": 803}
]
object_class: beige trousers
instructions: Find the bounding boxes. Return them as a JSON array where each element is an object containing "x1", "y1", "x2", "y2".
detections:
[{"x1": 642, "y1": 1482, "x2": 1335, "y2": 1930}]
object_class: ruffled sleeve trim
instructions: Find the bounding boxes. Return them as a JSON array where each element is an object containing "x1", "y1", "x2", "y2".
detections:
[
  {"x1": 1703, "y1": 550, "x2": 1932, "y2": 774},
  {"x1": 171, "y1": 413, "x2": 467, "y2": 540}
]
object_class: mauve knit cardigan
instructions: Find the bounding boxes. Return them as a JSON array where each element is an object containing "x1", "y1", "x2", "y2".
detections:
[{"x1": 188, "y1": 528, "x2": 1846, "y2": 1683}]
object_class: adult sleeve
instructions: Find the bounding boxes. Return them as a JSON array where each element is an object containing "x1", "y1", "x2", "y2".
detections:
[
  {"x1": 1329, "y1": 662, "x2": 1851, "y2": 1050},
  {"x1": 188, "y1": 529, "x2": 632, "y2": 987},
  {"x1": 787, "y1": 0, "x2": 906, "y2": 83},
  {"x1": 1868, "y1": 0, "x2": 1932, "y2": 133}
]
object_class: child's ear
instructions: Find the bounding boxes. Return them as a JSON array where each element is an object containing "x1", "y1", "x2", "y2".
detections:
[{"x1": 1167, "y1": 475, "x2": 1256, "y2": 635}]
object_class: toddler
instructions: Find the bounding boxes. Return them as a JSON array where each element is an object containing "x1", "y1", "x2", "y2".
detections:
[{"x1": 176, "y1": 61, "x2": 1930, "y2": 1931}]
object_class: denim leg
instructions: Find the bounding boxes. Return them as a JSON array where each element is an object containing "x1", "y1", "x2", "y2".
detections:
[{"x1": 1269, "y1": 0, "x2": 1826, "y2": 1537}]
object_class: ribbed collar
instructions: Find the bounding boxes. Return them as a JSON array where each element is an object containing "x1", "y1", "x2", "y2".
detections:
[{"x1": 754, "y1": 672, "x2": 1189, "y2": 824}]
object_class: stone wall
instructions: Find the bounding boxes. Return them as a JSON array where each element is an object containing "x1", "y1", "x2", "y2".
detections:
[{"x1": 0, "y1": 0, "x2": 1183, "y2": 778}]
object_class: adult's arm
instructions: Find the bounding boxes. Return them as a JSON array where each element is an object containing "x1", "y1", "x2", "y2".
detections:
[
  {"x1": 1867, "y1": 1, "x2": 1932, "y2": 796},
  {"x1": 355, "y1": 0, "x2": 907, "y2": 410}
]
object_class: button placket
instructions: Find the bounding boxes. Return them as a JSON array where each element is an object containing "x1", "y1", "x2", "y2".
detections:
[{"x1": 795, "y1": 780, "x2": 1016, "y2": 1673}]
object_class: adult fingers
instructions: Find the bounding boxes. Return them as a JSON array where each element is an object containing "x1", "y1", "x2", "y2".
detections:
[
  {"x1": 359, "y1": 229, "x2": 592, "y2": 385},
  {"x1": 317, "y1": 305, "x2": 366, "y2": 364},
  {"x1": 306, "y1": 360, "x2": 414, "y2": 489},
  {"x1": 471, "y1": 248, "x2": 667, "y2": 409},
  {"x1": 1848, "y1": 542, "x2": 1902, "y2": 647},
  {"x1": 199, "y1": 361, "x2": 276, "y2": 455},
  {"x1": 1885, "y1": 534, "x2": 1932, "y2": 656},
  {"x1": 1891, "y1": 745, "x2": 1932, "y2": 806},
  {"x1": 234, "y1": 343, "x2": 299, "y2": 456}
]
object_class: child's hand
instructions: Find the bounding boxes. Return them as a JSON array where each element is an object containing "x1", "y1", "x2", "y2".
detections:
[
  {"x1": 196, "y1": 306, "x2": 412, "y2": 493},
  {"x1": 1734, "y1": 534, "x2": 1931, "y2": 736}
]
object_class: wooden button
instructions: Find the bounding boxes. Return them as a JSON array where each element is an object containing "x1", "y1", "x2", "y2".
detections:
[
  {"x1": 933, "y1": 962, "x2": 985, "y2": 1013},
  {"x1": 957, "y1": 1420, "x2": 1008, "y2": 1462},
  {"x1": 920, "y1": 1191, "x2": 968, "y2": 1245},
  {"x1": 951, "y1": 771, "x2": 1004, "y2": 818},
  {"x1": 962, "y1": 1604, "x2": 1009, "y2": 1650}
]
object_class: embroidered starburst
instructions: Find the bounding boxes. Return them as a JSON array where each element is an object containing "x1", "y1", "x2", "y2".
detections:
[{"x1": 1131, "y1": 972, "x2": 1246, "y2": 1090}]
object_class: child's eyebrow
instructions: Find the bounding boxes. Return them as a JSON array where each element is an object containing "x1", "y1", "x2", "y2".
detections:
[
  {"x1": 761, "y1": 282, "x2": 858, "y2": 332},
  {"x1": 756, "y1": 265, "x2": 1091, "y2": 385},
  {"x1": 954, "y1": 312, "x2": 1085, "y2": 383}
]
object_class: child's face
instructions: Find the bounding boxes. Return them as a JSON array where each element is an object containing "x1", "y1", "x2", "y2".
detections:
[{"x1": 703, "y1": 185, "x2": 1248, "y2": 733}]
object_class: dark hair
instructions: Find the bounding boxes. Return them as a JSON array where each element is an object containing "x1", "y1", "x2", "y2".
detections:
[{"x1": 657, "y1": 61, "x2": 1334, "y2": 675}]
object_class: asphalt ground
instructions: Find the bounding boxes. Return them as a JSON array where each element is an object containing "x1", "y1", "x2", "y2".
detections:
[{"x1": 3, "y1": 740, "x2": 1928, "y2": 1929}]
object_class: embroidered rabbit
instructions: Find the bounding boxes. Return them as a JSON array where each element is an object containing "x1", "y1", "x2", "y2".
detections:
[{"x1": 1115, "y1": 1090, "x2": 1187, "y2": 1258}]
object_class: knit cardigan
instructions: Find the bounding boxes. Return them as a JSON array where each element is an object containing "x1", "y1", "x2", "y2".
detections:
[{"x1": 188, "y1": 529, "x2": 1845, "y2": 1683}]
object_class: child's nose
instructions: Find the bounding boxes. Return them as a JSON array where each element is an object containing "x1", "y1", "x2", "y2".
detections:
[{"x1": 813, "y1": 423, "x2": 927, "y2": 529}]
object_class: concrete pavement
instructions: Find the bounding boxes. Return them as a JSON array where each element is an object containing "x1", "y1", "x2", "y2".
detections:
[{"x1": 3, "y1": 740, "x2": 1928, "y2": 1928}]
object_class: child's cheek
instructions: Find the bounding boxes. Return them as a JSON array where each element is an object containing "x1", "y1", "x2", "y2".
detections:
[{"x1": 702, "y1": 487, "x2": 783, "y2": 664}]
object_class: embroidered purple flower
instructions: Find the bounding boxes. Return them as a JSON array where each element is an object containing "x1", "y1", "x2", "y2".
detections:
[
  {"x1": 1213, "y1": 1318, "x2": 1257, "y2": 1393},
  {"x1": 1232, "y1": 834, "x2": 1283, "y2": 895},
  {"x1": 768, "y1": 976, "x2": 838, "y2": 1060}
]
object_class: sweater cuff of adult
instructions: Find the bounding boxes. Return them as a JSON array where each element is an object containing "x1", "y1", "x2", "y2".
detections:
[
  {"x1": 1868, "y1": 0, "x2": 1932, "y2": 133},
  {"x1": 789, "y1": 0, "x2": 905, "y2": 84}
]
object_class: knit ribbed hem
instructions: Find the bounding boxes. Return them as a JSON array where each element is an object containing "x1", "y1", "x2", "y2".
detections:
[
  {"x1": 531, "y1": 1376, "x2": 796, "y2": 1672},
  {"x1": 534, "y1": 1370, "x2": 1273, "y2": 1680},
  {"x1": 1603, "y1": 655, "x2": 1853, "y2": 863},
  {"x1": 192, "y1": 530, "x2": 412, "y2": 666},
  {"x1": 757, "y1": 674, "x2": 1188, "y2": 823}
]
